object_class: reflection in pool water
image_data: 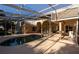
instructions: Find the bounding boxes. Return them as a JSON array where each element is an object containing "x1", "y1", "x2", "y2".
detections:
[{"x1": 0, "y1": 35, "x2": 41, "y2": 46}]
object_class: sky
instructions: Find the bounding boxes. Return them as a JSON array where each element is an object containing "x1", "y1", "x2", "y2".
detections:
[{"x1": 0, "y1": 4, "x2": 71, "y2": 17}]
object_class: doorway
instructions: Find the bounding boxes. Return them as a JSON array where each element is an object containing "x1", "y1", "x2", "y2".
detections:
[{"x1": 65, "y1": 25, "x2": 73, "y2": 35}]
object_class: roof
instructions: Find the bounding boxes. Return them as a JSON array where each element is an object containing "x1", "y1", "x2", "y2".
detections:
[
  {"x1": 0, "y1": 4, "x2": 71, "y2": 18},
  {"x1": 0, "y1": 4, "x2": 79, "y2": 21}
]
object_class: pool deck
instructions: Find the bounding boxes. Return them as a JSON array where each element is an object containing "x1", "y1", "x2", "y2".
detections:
[{"x1": 0, "y1": 33, "x2": 79, "y2": 54}]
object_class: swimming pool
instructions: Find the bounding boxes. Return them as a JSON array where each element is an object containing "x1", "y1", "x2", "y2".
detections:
[{"x1": 0, "y1": 35, "x2": 41, "y2": 46}]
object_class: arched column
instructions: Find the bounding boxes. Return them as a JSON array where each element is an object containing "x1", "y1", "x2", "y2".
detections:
[{"x1": 36, "y1": 22, "x2": 41, "y2": 33}]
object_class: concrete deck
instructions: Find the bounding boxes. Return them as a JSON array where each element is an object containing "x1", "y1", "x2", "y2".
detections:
[{"x1": 0, "y1": 34, "x2": 79, "y2": 54}]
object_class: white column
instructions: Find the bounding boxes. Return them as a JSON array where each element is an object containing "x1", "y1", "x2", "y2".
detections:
[
  {"x1": 59, "y1": 22, "x2": 62, "y2": 32},
  {"x1": 76, "y1": 19, "x2": 79, "y2": 46},
  {"x1": 59, "y1": 21, "x2": 62, "y2": 38},
  {"x1": 41, "y1": 20, "x2": 43, "y2": 37},
  {"x1": 49, "y1": 13, "x2": 52, "y2": 35},
  {"x1": 49, "y1": 19, "x2": 51, "y2": 35}
]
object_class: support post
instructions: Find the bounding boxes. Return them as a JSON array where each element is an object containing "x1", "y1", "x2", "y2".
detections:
[
  {"x1": 76, "y1": 19, "x2": 79, "y2": 46},
  {"x1": 59, "y1": 21, "x2": 62, "y2": 39},
  {"x1": 16, "y1": 20, "x2": 20, "y2": 34},
  {"x1": 11, "y1": 20, "x2": 12, "y2": 34},
  {"x1": 4, "y1": 20, "x2": 6, "y2": 35},
  {"x1": 41, "y1": 19, "x2": 43, "y2": 37},
  {"x1": 49, "y1": 13, "x2": 52, "y2": 35},
  {"x1": 23, "y1": 21, "x2": 26, "y2": 34},
  {"x1": 75, "y1": 7, "x2": 79, "y2": 46}
]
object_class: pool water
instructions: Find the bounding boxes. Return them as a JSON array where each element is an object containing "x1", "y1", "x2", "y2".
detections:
[{"x1": 0, "y1": 35, "x2": 41, "y2": 46}]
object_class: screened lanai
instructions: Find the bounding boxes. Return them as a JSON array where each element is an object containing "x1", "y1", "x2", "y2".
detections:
[
  {"x1": 0, "y1": 4, "x2": 79, "y2": 54},
  {"x1": 0, "y1": 4, "x2": 79, "y2": 40},
  {"x1": 0, "y1": 4, "x2": 73, "y2": 35}
]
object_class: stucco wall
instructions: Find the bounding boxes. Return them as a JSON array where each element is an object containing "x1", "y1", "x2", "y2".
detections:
[
  {"x1": 21, "y1": 23, "x2": 33, "y2": 34},
  {"x1": 21, "y1": 18, "x2": 77, "y2": 35}
]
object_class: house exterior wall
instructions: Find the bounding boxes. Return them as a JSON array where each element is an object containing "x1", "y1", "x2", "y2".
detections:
[
  {"x1": 21, "y1": 18, "x2": 77, "y2": 35},
  {"x1": 62, "y1": 19, "x2": 76, "y2": 33},
  {"x1": 50, "y1": 19, "x2": 77, "y2": 35},
  {"x1": 55, "y1": 19, "x2": 77, "y2": 35}
]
